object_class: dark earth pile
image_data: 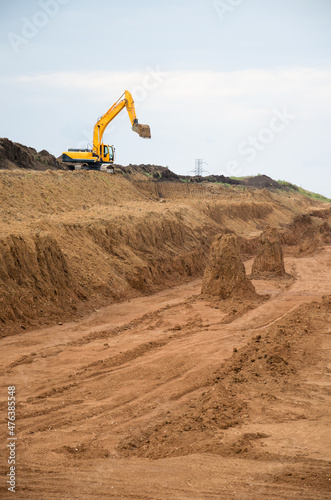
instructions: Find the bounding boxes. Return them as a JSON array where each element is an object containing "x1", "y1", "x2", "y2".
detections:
[{"x1": 0, "y1": 138, "x2": 65, "y2": 171}]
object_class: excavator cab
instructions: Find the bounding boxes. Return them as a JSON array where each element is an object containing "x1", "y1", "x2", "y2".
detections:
[{"x1": 100, "y1": 144, "x2": 114, "y2": 163}]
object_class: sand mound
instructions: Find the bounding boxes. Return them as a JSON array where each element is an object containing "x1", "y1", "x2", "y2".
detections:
[
  {"x1": 251, "y1": 227, "x2": 286, "y2": 278},
  {"x1": 201, "y1": 234, "x2": 257, "y2": 300}
]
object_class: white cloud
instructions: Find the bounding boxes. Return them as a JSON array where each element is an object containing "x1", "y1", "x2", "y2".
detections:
[
  {"x1": 13, "y1": 67, "x2": 331, "y2": 97},
  {"x1": 11, "y1": 67, "x2": 331, "y2": 125}
]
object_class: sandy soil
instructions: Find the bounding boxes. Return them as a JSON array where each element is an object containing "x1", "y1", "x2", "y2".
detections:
[
  {"x1": 0, "y1": 168, "x2": 330, "y2": 498},
  {"x1": 0, "y1": 248, "x2": 330, "y2": 499}
]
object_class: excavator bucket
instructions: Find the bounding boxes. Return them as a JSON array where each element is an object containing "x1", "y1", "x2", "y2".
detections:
[{"x1": 132, "y1": 123, "x2": 151, "y2": 138}]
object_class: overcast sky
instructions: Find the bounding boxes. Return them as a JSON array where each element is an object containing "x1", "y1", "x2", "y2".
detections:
[{"x1": 1, "y1": 0, "x2": 331, "y2": 196}]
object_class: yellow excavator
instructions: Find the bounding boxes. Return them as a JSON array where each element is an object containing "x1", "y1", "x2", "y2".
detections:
[{"x1": 62, "y1": 90, "x2": 151, "y2": 171}]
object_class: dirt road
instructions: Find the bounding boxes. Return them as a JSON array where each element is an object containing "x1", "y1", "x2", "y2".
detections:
[{"x1": 1, "y1": 249, "x2": 330, "y2": 499}]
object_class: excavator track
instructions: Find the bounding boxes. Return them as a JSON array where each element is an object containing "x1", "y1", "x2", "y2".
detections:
[{"x1": 68, "y1": 163, "x2": 114, "y2": 173}]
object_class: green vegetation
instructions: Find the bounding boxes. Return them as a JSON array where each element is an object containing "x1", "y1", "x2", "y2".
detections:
[
  {"x1": 296, "y1": 187, "x2": 330, "y2": 202},
  {"x1": 278, "y1": 180, "x2": 331, "y2": 202}
]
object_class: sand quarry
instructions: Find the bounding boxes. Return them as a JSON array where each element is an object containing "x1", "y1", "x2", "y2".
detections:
[{"x1": 0, "y1": 146, "x2": 331, "y2": 499}]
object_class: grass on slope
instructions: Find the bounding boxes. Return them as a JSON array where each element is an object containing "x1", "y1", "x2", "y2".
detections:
[{"x1": 277, "y1": 180, "x2": 331, "y2": 202}]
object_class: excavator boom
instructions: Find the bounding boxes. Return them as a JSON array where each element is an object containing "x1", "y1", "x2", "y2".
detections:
[{"x1": 93, "y1": 90, "x2": 151, "y2": 153}]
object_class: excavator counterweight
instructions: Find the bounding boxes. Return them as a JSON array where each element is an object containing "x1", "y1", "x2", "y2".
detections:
[{"x1": 62, "y1": 90, "x2": 151, "y2": 171}]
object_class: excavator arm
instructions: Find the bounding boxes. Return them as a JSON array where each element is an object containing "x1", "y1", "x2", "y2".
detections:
[{"x1": 92, "y1": 90, "x2": 151, "y2": 154}]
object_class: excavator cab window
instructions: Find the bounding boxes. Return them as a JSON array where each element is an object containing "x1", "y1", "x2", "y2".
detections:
[{"x1": 101, "y1": 145, "x2": 110, "y2": 162}]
